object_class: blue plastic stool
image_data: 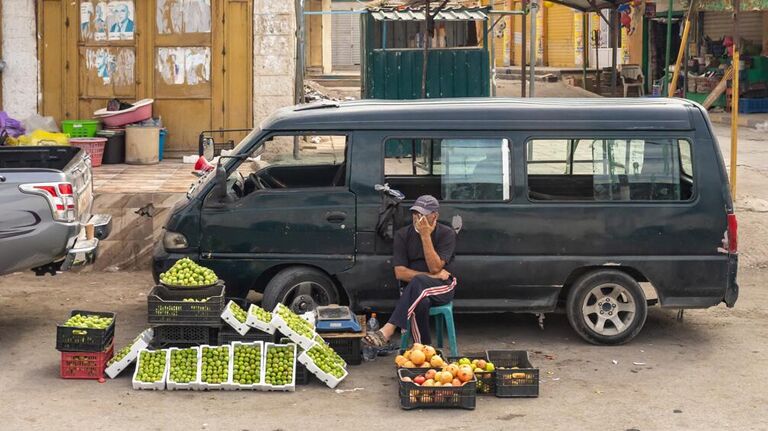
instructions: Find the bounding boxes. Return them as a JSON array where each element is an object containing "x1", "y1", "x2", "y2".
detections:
[{"x1": 399, "y1": 302, "x2": 458, "y2": 357}]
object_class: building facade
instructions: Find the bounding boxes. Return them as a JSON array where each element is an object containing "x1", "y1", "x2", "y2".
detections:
[{"x1": 0, "y1": 0, "x2": 298, "y2": 157}]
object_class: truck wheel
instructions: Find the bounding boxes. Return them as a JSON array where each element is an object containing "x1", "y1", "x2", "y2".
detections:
[
  {"x1": 262, "y1": 267, "x2": 339, "y2": 314},
  {"x1": 566, "y1": 270, "x2": 647, "y2": 345}
]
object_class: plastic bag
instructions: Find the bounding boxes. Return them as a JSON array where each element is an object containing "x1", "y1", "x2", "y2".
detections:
[
  {"x1": 27, "y1": 130, "x2": 70, "y2": 146},
  {"x1": 22, "y1": 114, "x2": 59, "y2": 133},
  {"x1": 0, "y1": 111, "x2": 25, "y2": 137}
]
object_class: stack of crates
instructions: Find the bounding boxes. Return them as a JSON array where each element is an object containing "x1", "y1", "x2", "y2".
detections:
[
  {"x1": 56, "y1": 310, "x2": 116, "y2": 379},
  {"x1": 147, "y1": 283, "x2": 226, "y2": 348}
]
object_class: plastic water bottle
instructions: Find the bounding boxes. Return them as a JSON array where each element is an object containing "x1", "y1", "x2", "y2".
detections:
[{"x1": 363, "y1": 313, "x2": 381, "y2": 361}]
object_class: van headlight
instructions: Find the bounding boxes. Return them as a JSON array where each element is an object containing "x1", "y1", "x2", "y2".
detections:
[{"x1": 163, "y1": 231, "x2": 189, "y2": 250}]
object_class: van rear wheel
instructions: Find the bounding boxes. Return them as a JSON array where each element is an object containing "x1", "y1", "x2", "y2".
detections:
[
  {"x1": 566, "y1": 270, "x2": 647, "y2": 345},
  {"x1": 262, "y1": 267, "x2": 339, "y2": 314}
]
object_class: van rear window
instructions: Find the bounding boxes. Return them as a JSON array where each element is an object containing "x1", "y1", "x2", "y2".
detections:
[{"x1": 526, "y1": 138, "x2": 694, "y2": 202}]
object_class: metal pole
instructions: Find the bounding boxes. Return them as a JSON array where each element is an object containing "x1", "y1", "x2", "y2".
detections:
[
  {"x1": 522, "y1": 0, "x2": 527, "y2": 97},
  {"x1": 663, "y1": 0, "x2": 673, "y2": 96},
  {"x1": 421, "y1": 0, "x2": 431, "y2": 98},
  {"x1": 669, "y1": 0, "x2": 697, "y2": 97},
  {"x1": 294, "y1": 0, "x2": 305, "y2": 159},
  {"x1": 730, "y1": 0, "x2": 740, "y2": 199},
  {"x1": 529, "y1": 0, "x2": 538, "y2": 97},
  {"x1": 582, "y1": 13, "x2": 588, "y2": 90},
  {"x1": 491, "y1": 15, "x2": 496, "y2": 97},
  {"x1": 611, "y1": 9, "x2": 617, "y2": 96}
]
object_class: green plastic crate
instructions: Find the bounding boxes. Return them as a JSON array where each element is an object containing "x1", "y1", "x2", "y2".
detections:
[{"x1": 62, "y1": 120, "x2": 100, "y2": 138}]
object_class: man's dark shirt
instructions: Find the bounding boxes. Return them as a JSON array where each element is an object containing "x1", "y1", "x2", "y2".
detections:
[{"x1": 392, "y1": 223, "x2": 456, "y2": 274}]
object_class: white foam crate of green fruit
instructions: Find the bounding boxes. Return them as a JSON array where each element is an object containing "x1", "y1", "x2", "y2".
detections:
[
  {"x1": 132, "y1": 348, "x2": 170, "y2": 390},
  {"x1": 261, "y1": 342, "x2": 297, "y2": 392},
  {"x1": 312, "y1": 334, "x2": 347, "y2": 368},
  {"x1": 271, "y1": 304, "x2": 316, "y2": 351},
  {"x1": 196, "y1": 344, "x2": 233, "y2": 390},
  {"x1": 165, "y1": 346, "x2": 200, "y2": 390},
  {"x1": 105, "y1": 328, "x2": 153, "y2": 379},
  {"x1": 221, "y1": 300, "x2": 250, "y2": 336},
  {"x1": 298, "y1": 345, "x2": 348, "y2": 389},
  {"x1": 225, "y1": 341, "x2": 265, "y2": 391},
  {"x1": 245, "y1": 304, "x2": 275, "y2": 334}
]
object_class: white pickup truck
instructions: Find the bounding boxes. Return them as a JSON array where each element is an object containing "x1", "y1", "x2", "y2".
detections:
[{"x1": 0, "y1": 146, "x2": 111, "y2": 275}]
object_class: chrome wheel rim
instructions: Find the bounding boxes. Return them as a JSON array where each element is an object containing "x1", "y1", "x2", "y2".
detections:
[
  {"x1": 582, "y1": 283, "x2": 636, "y2": 336},
  {"x1": 282, "y1": 281, "x2": 330, "y2": 313}
]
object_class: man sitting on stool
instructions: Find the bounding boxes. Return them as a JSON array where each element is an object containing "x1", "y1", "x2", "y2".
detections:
[{"x1": 364, "y1": 195, "x2": 457, "y2": 347}]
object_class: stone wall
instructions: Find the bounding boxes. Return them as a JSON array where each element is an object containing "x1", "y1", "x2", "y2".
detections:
[
  {"x1": 1, "y1": 0, "x2": 39, "y2": 119},
  {"x1": 253, "y1": 0, "x2": 297, "y2": 128}
]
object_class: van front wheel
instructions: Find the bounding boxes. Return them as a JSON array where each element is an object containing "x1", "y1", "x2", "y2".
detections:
[
  {"x1": 566, "y1": 270, "x2": 647, "y2": 345},
  {"x1": 262, "y1": 267, "x2": 339, "y2": 314}
]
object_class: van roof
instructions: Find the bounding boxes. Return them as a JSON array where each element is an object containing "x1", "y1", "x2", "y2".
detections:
[{"x1": 262, "y1": 98, "x2": 699, "y2": 132}]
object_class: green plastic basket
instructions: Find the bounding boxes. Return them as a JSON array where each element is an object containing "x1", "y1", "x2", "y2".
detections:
[{"x1": 62, "y1": 120, "x2": 100, "y2": 138}]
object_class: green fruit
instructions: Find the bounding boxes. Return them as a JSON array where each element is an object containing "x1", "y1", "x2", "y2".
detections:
[
  {"x1": 63, "y1": 313, "x2": 113, "y2": 329},
  {"x1": 136, "y1": 350, "x2": 167, "y2": 383},
  {"x1": 200, "y1": 346, "x2": 230, "y2": 384},
  {"x1": 108, "y1": 344, "x2": 133, "y2": 367},
  {"x1": 264, "y1": 345, "x2": 294, "y2": 386},
  {"x1": 306, "y1": 345, "x2": 345, "y2": 378},
  {"x1": 276, "y1": 304, "x2": 314, "y2": 339},
  {"x1": 233, "y1": 344, "x2": 261, "y2": 385},
  {"x1": 312, "y1": 336, "x2": 345, "y2": 367},
  {"x1": 169, "y1": 348, "x2": 198, "y2": 384},
  {"x1": 229, "y1": 302, "x2": 247, "y2": 323},
  {"x1": 160, "y1": 258, "x2": 218, "y2": 287},
  {"x1": 249, "y1": 305, "x2": 272, "y2": 323}
]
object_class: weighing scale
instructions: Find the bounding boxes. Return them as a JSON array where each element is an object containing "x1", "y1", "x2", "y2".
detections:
[{"x1": 314, "y1": 305, "x2": 361, "y2": 332}]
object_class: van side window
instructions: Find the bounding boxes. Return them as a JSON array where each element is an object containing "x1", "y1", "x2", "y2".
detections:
[
  {"x1": 384, "y1": 138, "x2": 510, "y2": 201},
  {"x1": 526, "y1": 138, "x2": 694, "y2": 201},
  {"x1": 239, "y1": 135, "x2": 347, "y2": 196}
]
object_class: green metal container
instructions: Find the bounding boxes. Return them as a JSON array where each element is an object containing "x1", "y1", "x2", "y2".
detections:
[{"x1": 361, "y1": 7, "x2": 491, "y2": 100}]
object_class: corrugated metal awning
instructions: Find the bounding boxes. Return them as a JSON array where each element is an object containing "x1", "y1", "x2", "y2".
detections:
[{"x1": 369, "y1": 7, "x2": 489, "y2": 21}]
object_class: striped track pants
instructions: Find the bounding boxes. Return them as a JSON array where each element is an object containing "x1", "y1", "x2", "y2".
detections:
[{"x1": 389, "y1": 274, "x2": 456, "y2": 346}]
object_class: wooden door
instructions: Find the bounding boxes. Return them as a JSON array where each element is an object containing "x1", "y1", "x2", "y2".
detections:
[{"x1": 39, "y1": 0, "x2": 252, "y2": 157}]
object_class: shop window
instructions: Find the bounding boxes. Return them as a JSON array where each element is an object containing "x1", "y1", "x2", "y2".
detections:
[
  {"x1": 384, "y1": 138, "x2": 510, "y2": 201},
  {"x1": 526, "y1": 138, "x2": 694, "y2": 201}
]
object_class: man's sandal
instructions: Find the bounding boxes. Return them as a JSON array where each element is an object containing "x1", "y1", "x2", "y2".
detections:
[{"x1": 363, "y1": 330, "x2": 388, "y2": 347}]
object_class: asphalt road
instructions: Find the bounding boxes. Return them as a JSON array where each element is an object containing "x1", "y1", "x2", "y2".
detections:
[{"x1": 0, "y1": 123, "x2": 766, "y2": 431}]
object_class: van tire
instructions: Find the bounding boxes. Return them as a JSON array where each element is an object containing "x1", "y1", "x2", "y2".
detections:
[
  {"x1": 262, "y1": 267, "x2": 339, "y2": 314},
  {"x1": 566, "y1": 270, "x2": 647, "y2": 345}
]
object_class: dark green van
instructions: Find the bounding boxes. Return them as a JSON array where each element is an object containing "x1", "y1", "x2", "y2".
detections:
[{"x1": 153, "y1": 98, "x2": 738, "y2": 345}]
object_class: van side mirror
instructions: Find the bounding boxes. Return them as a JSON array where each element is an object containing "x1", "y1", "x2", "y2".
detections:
[{"x1": 211, "y1": 154, "x2": 248, "y2": 203}]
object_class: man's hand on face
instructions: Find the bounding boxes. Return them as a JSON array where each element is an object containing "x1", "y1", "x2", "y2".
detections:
[{"x1": 415, "y1": 213, "x2": 437, "y2": 237}]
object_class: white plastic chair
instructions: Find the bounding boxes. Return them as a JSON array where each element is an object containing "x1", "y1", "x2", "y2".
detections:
[{"x1": 620, "y1": 65, "x2": 645, "y2": 97}]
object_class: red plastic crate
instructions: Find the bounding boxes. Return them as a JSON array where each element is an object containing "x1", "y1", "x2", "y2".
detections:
[{"x1": 60, "y1": 343, "x2": 114, "y2": 379}]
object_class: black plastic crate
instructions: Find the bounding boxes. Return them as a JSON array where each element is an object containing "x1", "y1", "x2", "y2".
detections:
[
  {"x1": 147, "y1": 284, "x2": 225, "y2": 326},
  {"x1": 219, "y1": 327, "x2": 274, "y2": 345},
  {"x1": 56, "y1": 310, "x2": 116, "y2": 352},
  {"x1": 486, "y1": 350, "x2": 539, "y2": 398},
  {"x1": 326, "y1": 337, "x2": 362, "y2": 366},
  {"x1": 151, "y1": 325, "x2": 219, "y2": 348},
  {"x1": 397, "y1": 368, "x2": 476, "y2": 410},
  {"x1": 448, "y1": 353, "x2": 495, "y2": 395}
]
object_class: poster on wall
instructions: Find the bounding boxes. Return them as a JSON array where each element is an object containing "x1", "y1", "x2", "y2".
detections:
[
  {"x1": 183, "y1": 0, "x2": 212, "y2": 33},
  {"x1": 107, "y1": 0, "x2": 135, "y2": 41},
  {"x1": 86, "y1": 48, "x2": 115, "y2": 84},
  {"x1": 157, "y1": 0, "x2": 211, "y2": 34},
  {"x1": 156, "y1": 47, "x2": 211, "y2": 86},
  {"x1": 80, "y1": 1, "x2": 110, "y2": 41},
  {"x1": 157, "y1": 48, "x2": 187, "y2": 85},
  {"x1": 80, "y1": 2, "x2": 94, "y2": 40},
  {"x1": 184, "y1": 47, "x2": 211, "y2": 85}
]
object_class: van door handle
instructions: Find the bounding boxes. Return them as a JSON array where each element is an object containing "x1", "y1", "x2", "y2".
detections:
[{"x1": 326, "y1": 211, "x2": 347, "y2": 223}]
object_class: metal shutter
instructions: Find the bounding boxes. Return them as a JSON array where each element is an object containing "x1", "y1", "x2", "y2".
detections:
[
  {"x1": 702, "y1": 11, "x2": 763, "y2": 43},
  {"x1": 332, "y1": 2, "x2": 361, "y2": 67}
]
